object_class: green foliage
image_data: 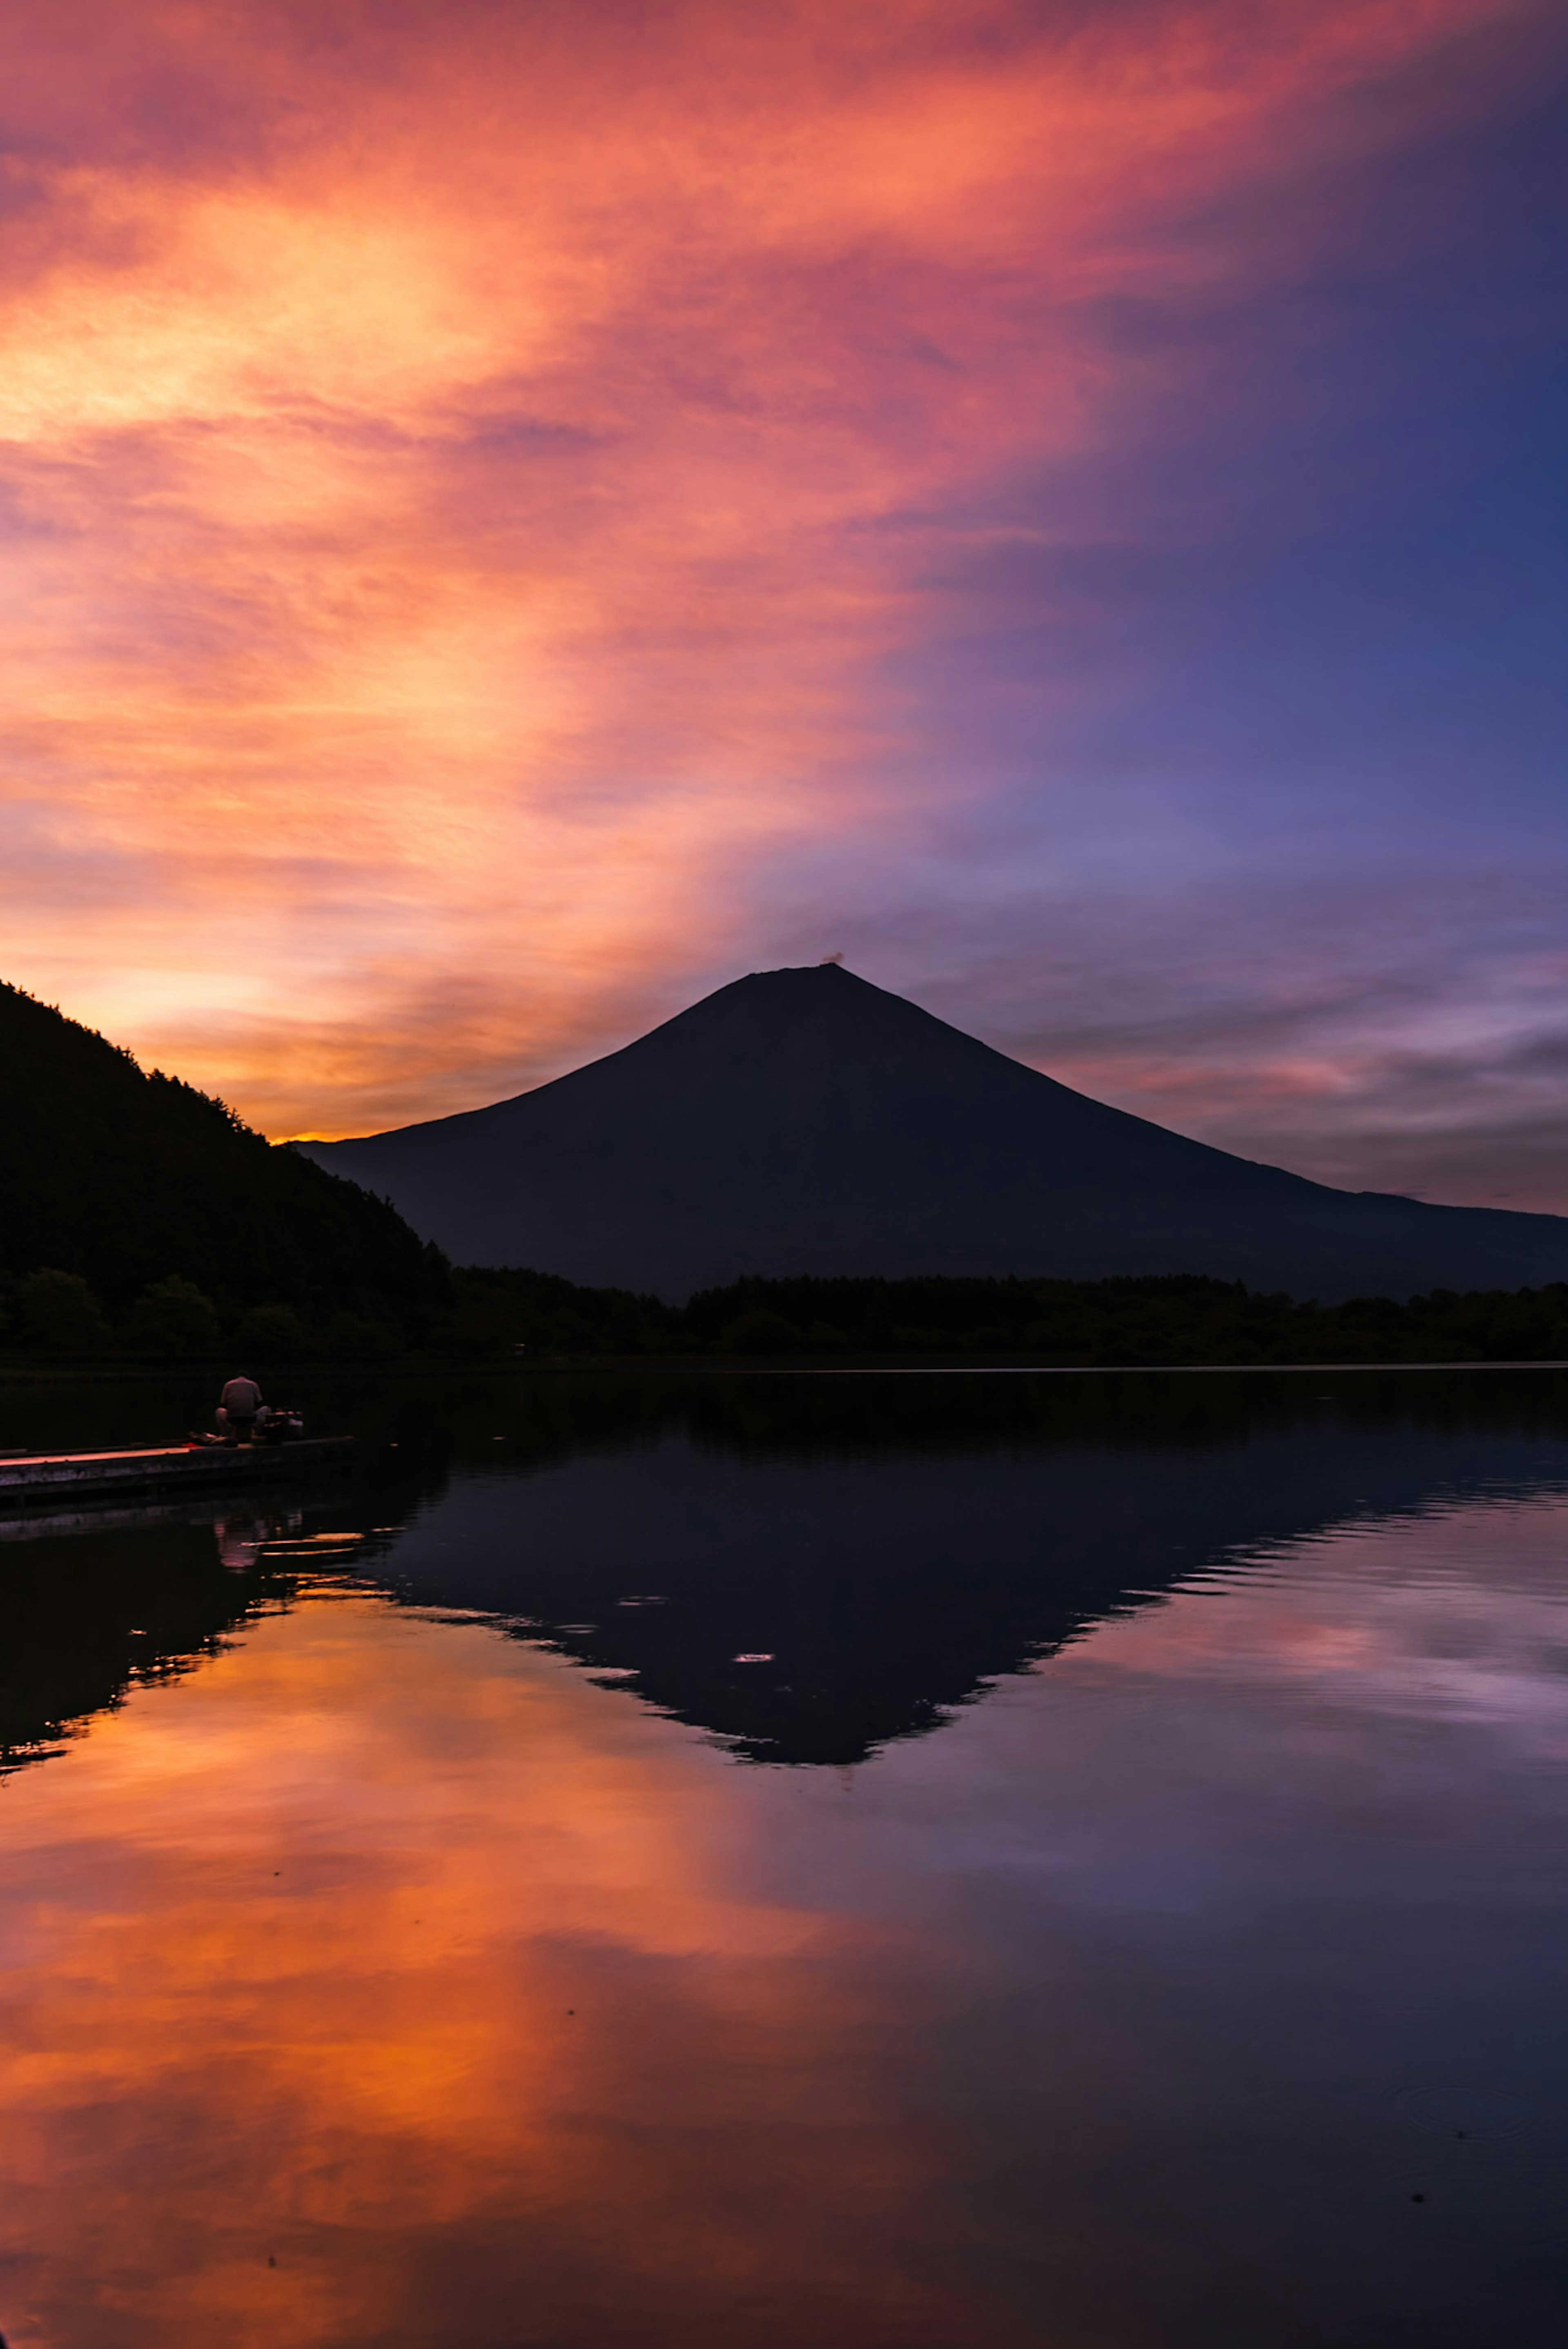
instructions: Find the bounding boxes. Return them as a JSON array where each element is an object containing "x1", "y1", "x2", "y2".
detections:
[
  {"x1": 315, "y1": 1311, "x2": 401, "y2": 1360},
  {"x1": 129, "y1": 1276, "x2": 222, "y2": 1357},
  {"x1": 719, "y1": 1308, "x2": 806, "y2": 1354},
  {"x1": 0, "y1": 979, "x2": 451, "y2": 1334},
  {"x1": 444, "y1": 1265, "x2": 1568, "y2": 1366},
  {"x1": 12, "y1": 1267, "x2": 111, "y2": 1355},
  {"x1": 435, "y1": 1267, "x2": 675, "y2": 1360},
  {"x1": 234, "y1": 1303, "x2": 310, "y2": 1355}
]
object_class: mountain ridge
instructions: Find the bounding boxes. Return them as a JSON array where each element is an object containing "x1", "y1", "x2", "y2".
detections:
[
  {"x1": 298, "y1": 964, "x2": 1568, "y2": 1302},
  {"x1": 0, "y1": 979, "x2": 448, "y2": 1328}
]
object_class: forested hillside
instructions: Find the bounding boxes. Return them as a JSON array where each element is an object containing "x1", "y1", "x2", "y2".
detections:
[
  {"x1": 449, "y1": 1265, "x2": 1568, "y2": 1366},
  {"x1": 0, "y1": 982, "x2": 449, "y2": 1349}
]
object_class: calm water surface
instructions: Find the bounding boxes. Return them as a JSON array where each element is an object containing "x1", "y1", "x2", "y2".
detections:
[{"x1": 1, "y1": 1370, "x2": 1566, "y2": 2347}]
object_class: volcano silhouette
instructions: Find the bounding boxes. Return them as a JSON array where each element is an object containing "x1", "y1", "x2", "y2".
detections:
[{"x1": 300, "y1": 964, "x2": 1568, "y2": 1301}]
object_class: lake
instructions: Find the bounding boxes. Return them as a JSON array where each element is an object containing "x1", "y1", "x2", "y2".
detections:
[{"x1": 1, "y1": 1367, "x2": 1566, "y2": 2347}]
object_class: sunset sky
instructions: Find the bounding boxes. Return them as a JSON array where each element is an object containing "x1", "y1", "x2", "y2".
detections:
[{"x1": 2, "y1": 0, "x2": 1564, "y2": 1204}]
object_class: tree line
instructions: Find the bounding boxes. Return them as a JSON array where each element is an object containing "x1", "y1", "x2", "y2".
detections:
[
  {"x1": 0, "y1": 1266, "x2": 417, "y2": 1362},
  {"x1": 441, "y1": 1266, "x2": 1568, "y2": 1366},
  {"x1": 11, "y1": 1261, "x2": 1568, "y2": 1367}
]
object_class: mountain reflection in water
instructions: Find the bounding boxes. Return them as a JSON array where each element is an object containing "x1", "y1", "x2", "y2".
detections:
[
  {"x1": 7, "y1": 1369, "x2": 1568, "y2": 1770},
  {"x1": 0, "y1": 1371, "x2": 1565, "y2": 2349},
  {"x1": 366, "y1": 1378, "x2": 1568, "y2": 1763}
]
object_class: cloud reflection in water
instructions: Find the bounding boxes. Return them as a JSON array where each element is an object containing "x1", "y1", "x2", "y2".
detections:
[{"x1": 0, "y1": 1424, "x2": 1565, "y2": 2343}]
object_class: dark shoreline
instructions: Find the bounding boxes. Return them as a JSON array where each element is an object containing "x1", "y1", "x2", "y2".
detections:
[{"x1": 6, "y1": 1352, "x2": 1568, "y2": 1383}]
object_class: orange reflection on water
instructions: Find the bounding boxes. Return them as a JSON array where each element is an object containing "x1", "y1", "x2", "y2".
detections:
[
  {"x1": 0, "y1": 1593, "x2": 960, "y2": 2349},
  {"x1": 4, "y1": 1480, "x2": 1568, "y2": 2348}
]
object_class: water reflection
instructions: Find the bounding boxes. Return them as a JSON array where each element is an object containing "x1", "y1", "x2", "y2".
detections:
[
  {"x1": 0, "y1": 1502, "x2": 301, "y2": 1774},
  {"x1": 7, "y1": 1369, "x2": 1568, "y2": 1771},
  {"x1": 362, "y1": 1400, "x2": 1568, "y2": 1762},
  {"x1": 0, "y1": 1375, "x2": 1564, "y2": 2347}
]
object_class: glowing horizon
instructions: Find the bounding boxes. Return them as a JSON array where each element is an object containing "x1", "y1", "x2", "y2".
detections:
[{"x1": 2, "y1": 1, "x2": 1564, "y2": 1204}]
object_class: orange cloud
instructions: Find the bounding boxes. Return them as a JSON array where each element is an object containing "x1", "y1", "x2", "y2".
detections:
[{"x1": 0, "y1": 0, "x2": 1526, "y2": 1133}]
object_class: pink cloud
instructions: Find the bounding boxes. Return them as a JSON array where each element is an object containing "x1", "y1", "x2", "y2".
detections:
[{"x1": 0, "y1": 0, "x2": 1544, "y2": 1136}]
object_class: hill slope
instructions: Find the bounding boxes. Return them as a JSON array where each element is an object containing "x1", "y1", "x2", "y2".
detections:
[
  {"x1": 0, "y1": 982, "x2": 448, "y2": 1325},
  {"x1": 299, "y1": 964, "x2": 1568, "y2": 1302}
]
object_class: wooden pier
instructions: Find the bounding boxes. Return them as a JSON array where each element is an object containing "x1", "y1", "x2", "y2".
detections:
[{"x1": 0, "y1": 1438, "x2": 354, "y2": 1507}]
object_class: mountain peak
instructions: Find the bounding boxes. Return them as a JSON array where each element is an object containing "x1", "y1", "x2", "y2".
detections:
[{"x1": 300, "y1": 970, "x2": 1568, "y2": 1302}]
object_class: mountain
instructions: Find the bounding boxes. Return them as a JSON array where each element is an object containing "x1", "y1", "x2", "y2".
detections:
[
  {"x1": 298, "y1": 964, "x2": 1568, "y2": 1302},
  {"x1": 0, "y1": 980, "x2": 448, "y2": 1326},
  {"x1": 359, "y1": 1372, "x2": 1568, "y2": 1765}
]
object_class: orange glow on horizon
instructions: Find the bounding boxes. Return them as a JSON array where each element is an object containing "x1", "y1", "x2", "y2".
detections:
[{"x1": 0, "y1": 0, "x2": 1530, "y2": 1138}]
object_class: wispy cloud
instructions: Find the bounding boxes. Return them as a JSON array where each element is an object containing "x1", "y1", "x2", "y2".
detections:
[{"x1": 1, "y1": 0, "x2": 1563, "y2": 1194}]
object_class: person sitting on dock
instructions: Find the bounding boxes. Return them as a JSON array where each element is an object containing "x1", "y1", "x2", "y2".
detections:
[{"x1": 216, "y1": 1372, "x2": 266, "y2": 1446}]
